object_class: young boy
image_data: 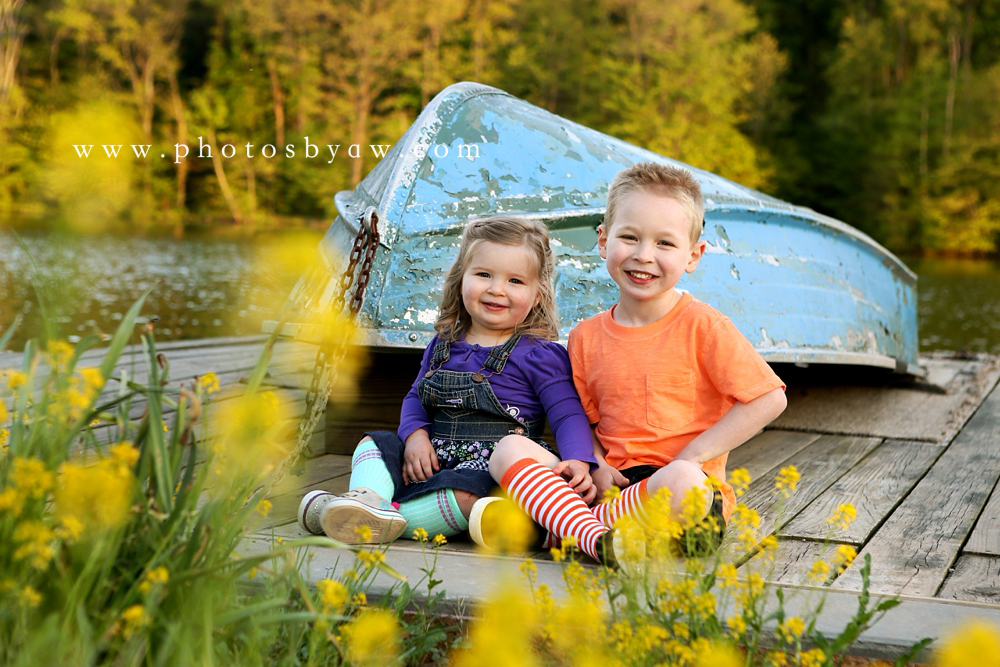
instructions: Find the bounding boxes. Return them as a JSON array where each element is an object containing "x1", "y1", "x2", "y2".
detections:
[{"x1": 481, "y1": 162, "x2": 786, "y2": 564}]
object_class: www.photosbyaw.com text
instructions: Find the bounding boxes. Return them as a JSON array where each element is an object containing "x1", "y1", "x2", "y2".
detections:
[{"x1": 70, "y1": 136, "x2": 481, "y2": 164}]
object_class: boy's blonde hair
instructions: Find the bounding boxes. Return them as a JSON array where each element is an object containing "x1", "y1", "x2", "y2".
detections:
[
  {"x1": 604, "y1": 162, "x2": 705, "y2": 243},
  {"x1": 435, "y1": 216, "x2": 560, "y2": 342}
]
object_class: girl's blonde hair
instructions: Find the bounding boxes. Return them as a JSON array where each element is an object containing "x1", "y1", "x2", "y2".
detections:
[{"x1": 435, "y1": 216, "x2": 560, "y2": 342}]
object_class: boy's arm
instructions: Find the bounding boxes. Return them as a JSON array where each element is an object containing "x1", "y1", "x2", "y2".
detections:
[
  {"x1": 673, "y1": 387, "x2": 787, "y2": 465},
  {"x1": 589, "y1": 426, "x2": 629, "y2": 500}
]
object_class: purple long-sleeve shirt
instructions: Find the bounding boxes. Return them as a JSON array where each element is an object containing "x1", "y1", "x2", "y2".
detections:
[{"x1": 398, "y1": 336, "x2": 596, "y2": 464}]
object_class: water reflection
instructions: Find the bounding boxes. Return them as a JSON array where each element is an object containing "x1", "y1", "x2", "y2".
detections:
[
  {"x1": 908, "y1": 256, "x2": 1000, "y2": 356},
  {"x1": 2, "y1": 232, "x2": 998, "y2": 356},
  {"x1": 0, "y1": 230, "x2": 323, "y2": 350}
]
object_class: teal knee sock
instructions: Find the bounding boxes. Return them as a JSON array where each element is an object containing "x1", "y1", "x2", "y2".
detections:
[
  {"x1": 348, "y1": 439, "x2": 395, "y2": 501},
  {"x1": 397, "y1": 489, "x2": 469, "y2": 539}
]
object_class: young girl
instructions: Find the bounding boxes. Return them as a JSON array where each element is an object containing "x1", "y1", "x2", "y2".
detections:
[{"x1": 298, "y1": 216, "x2": 597, "y2": 546}]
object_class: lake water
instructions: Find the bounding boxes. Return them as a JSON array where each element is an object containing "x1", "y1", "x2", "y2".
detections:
[{"x1": 1, "y1": 231, "x2": 998, "y2": 356}]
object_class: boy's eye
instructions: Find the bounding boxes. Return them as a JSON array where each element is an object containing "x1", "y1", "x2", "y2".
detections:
[{"x1": 619, "y1": 234, "x2": 637, "y2": 241}]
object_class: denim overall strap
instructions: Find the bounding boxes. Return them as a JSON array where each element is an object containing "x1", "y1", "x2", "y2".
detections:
[
  {"x1": 430, "y1": 339, "x2": 452, "y2": 366},
  {"x1": 417, "y1": 335, "x2": 545, "y2": 443},
  {"x1": 483, "y1": 333, "x2": 523, "y2": 373}
]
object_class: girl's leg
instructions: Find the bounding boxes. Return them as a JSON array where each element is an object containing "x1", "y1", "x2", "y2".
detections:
[
  {"x1": 396, "y1": 489, "x2": 471, "y2": 539},
  {"x1": 489, "y1": 435, "x2": 610, "y2": 563},
  {"x1": 299, "y1": 437, "x2": 406, "y2": 543},
  {"x1": 348, "y1": 437, "x2": 395, "y2": 500}
]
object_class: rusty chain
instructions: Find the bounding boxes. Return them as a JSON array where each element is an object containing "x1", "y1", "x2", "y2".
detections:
[{"x1": 273, "y1": 207, "x2": 380, "y2": 484}]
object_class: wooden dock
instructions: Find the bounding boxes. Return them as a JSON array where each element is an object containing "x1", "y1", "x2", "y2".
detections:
[{"x1": 11, "y1": 335, "x2": 1000, "y2": 656}]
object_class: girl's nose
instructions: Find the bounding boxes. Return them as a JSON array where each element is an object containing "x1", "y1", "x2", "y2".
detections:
[{"x1": 488, "y1": 279, "x2": 505, "y2": 295}]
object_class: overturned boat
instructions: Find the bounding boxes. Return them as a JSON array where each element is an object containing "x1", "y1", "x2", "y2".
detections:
[{"x1": 278, "y1": 82, "x2": 921, "y2": 376}]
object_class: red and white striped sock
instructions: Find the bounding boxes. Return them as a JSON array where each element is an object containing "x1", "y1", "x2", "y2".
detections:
[
  {"x1": 501, "y1": 459, "x2": 608, "y2": 562},
  {"x1": 591, "y1": 479, "x2": 651, "y2": 528}
]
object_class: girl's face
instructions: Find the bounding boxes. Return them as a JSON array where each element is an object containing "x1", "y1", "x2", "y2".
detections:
[{"x1": 460, "y1": 241, "x2": 541, "y2": 344}]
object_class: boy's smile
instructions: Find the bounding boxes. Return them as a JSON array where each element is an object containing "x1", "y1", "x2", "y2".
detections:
[{"x1": 598, "y1": 190, "x2": 706, "y2": 325}]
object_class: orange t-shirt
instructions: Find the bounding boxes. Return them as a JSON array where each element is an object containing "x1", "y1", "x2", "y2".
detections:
[{"x1": 567, "y1": 294, "x2": 785, "y2": 520}]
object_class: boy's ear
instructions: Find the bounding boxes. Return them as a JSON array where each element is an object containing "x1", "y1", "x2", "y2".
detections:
[
  {"x1": 685, "y1": 240, "x2": 707, "y2": 273},
  {"x1": 597, "y1": 224, "x2": 608, "y2": 259}
]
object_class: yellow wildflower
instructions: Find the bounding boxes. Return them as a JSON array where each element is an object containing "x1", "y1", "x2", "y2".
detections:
[
  {"x1": 0, "y1": 400, "x2": 7, "y2": 423},
  {"x1": 0, "y1": 488, "x2": 18, "y2": 514},
  {"x1": 121, "y1": 605, "x2": 149, "y2": 639},
  {"x1": 827, "y1": 503, "x2": 858, "y2": 531},
  {"x1": 716, "y1": 563, "x2": 739, "y2": 589},
  {"x1": 355, "y1": 525, "x2": 373, "y2": 542},
  {"x1": 453, "y1": 588, "x2": 538, "y2": 667},
  {"x1": 800, "y1": 648, "x2": 826, "y2": 667},
  {"x1": 55, "y1": 455, "x2": 135, "y2": 533},
  {"x1": 412, "y1": 527, "x2": 428, "y2": 542},
  {"x1": 432, "y1": 533, "x2": 448, "y2": 546},
  {"x1": 357, "y1": 550, "x2": 386, "y2": 570},
  {"x1": 197, "y1": 372, "x2": 221, "y2": 394},
  {"x1": 139, "y1": 566, "x2": 169, "y2": 594},
  {"x1": 808, "y1": 559, "x2": 832, "y2": 584},
  {"x1": 256, "y1": 498, "x2": 272, "y2": 517},
  {"x1": 775, "y1": 466, "x2": 800, "y2": 497},
  {"x1": 727, "y1": 614, "x2": 747, "y2": 637},
  {"x1": 248, "y1": 567, "x2": 259, "y2": 580},
  {"x1": 12, "y1": 458, "x2": 56, "y2": 499},
  {"x1": 777, "y1": 616, "x2": 805, "y2": 644},
  {"x1": 110, "y1": 442, "x2": 140, "y2": 468},
  {"x1": 550, "y1": 546, "x2": 564, "y2": 562},
  {"x1": 14, "y1": 521, "x2": 56, "y2": 569},
  {"x1": 46, "y1": 341, "x2": 74, "y2": 369},
  {"x1": 728, "y1": 468, "x2": 752, "y2": 497},
  {"x1": 602, "y1": 486, "x2": 622, "y2": 502},
  {"x1": 834, "y1": 544, "x2": 857, "y2": 569},
  {"x1": 316, "y1": 579, "x2": 348, "y2": 612},
  {"x1": 6, "y1": 370, "x2": 27, "y2": 389},
  {"x1": 766, "y1": 649, "x2": 789, "y2": 666},
  {"x1": 519, "y1": 558, "x2": 537, "y2": 582},
  {"x1": 20, "y1": 586, "x2": 42, "y2": 608},
  {"x1": 1, "y1": 428, "x2": 9, "y2": 448},
  {"x1": 78, "y1": 367, "x2": 103, "y2": 390},
  {"x1": 352, "y1": 592, "x2": 367, "y2": 607},
  {"x1": 681, "y1": 486, "x2": 709, "y2": 527},
  {"x1": 342, "y1": 609, "x2": 400, "y2": 666},
  {"x1": 694, "y1": 640, "x2": 743, "y2": 667},
  {"x1": 937, "y1": 621, "x2": 1000, "y2": 667}
]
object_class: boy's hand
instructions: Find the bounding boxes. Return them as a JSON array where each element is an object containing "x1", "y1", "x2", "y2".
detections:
[
  {"x1": 592, "y1": 464, "x2": 629, "y2": 501},
  {"x1": 554, "y1": 459, "x2": 597, "y2": 504},
  {"x1": 402, "y1": 430, "x2": 439, "y2": 484}
]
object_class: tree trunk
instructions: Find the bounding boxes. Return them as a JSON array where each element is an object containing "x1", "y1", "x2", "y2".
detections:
[
  {"x1": 943, "y1": 28, "x2": 959, "y2": 160},
  {"x1": 268, "y1": 58, "x2": 285, "y2": 149},
  {"x1": 206, "y1": 126, "x2": 244, "y2": 226},
  {"x1": 0, "y1": 0, "x2": 25, "y2": 114},
  {"x1": 169, "y1": 72, "x2": 189, "y2": 213}
]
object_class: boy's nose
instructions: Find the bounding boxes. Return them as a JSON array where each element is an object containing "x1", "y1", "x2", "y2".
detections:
[{"x1": 633, "y1": 242, "x2": 655, "y2": 262}]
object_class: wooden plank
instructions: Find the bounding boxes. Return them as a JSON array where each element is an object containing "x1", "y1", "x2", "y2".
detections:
[
  {"x1": 741, "y1": 434, "x2": 883, "y2": 540},
  {"x1": 741, "y1": 537, "x2": 850, "y2": 587},
  {"x1": 728, "y1": 429, "x2": 822, "y2": 483},
  {"x1": 259, "y1": 475, "x2": 352, "y2": 530},
  {"x1": 964, "y1": 478, "x2": 1000, "y2": 556},
  {"x1": 937, "y1": 555, "x2": 1000, "y2": 604},
  {"x1": 781, "y1": 440, "x2": 941, "y2": 545},
  {"x1": 833, "y1": 383, "x2": 1000, "y2": 597},
  {"x1": 277, "y1": 454, "x2": 352, "y2": 495}
]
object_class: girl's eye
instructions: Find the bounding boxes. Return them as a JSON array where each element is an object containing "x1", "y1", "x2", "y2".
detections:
[
  {"x1": 476, "y1": 272, "x2": 490, "y2": 278},
  {"x1": 510, "y1": 278, "x2": 523, "y2": 284}
]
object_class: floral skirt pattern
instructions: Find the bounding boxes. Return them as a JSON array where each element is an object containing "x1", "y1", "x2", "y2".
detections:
[{"x1": 431, "y1": 437, "x2": 557, "y2": 472}]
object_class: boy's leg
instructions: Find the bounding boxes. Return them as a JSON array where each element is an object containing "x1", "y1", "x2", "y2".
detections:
[
  {"x1": 396, "y1": 489, "x2": 470, "y2": 539},
  {"x1": 594, "y1": 460, "x2": 712, "y2": 528},
  {"x1": 490, "y1": 436, "x2": 610, "y2": 563}
]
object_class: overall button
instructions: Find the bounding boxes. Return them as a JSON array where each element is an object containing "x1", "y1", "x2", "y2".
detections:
[
  {"x1": 512, "y1": 426, "x2": 525, "y2": 436},
  {"x1": 472, "y1": 373, "x2": 484, "y2": 383}
]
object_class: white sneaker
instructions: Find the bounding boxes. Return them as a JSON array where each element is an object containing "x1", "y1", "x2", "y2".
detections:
[
  {"x1": 298, "y1": 490, "x2": 334, "y2": 535},
  {"x1": 319, "y1": 487, "x2": 407, "y2": 545}
]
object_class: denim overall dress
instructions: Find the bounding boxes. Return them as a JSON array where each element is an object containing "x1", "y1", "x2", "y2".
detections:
[{"x1": 366, "y1": 334, "x2": 556, "y2": 503}]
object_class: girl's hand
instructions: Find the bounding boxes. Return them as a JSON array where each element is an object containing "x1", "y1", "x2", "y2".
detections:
[
  {"x1": 592, "y1": 464, "x2": 629, "y2": 501},
  {"x1": 554, "y1": 459, "x2": 597, "y2": 505},
  {"x1": 403, "y1": 430, "x2": 439, "y2": 484}
]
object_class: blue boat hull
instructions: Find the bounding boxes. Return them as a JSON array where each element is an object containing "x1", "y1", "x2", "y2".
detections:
[{"x1": 294, "y1": 83, "x2": 920, "y2": 374}]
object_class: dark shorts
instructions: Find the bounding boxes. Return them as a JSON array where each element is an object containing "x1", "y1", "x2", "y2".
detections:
[{"x1": 619, "y1": 464, "x2": 727, "y2": 557}]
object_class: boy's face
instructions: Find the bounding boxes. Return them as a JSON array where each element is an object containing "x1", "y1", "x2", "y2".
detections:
[{"x1": 598, "y1": 190, "x2": 706, "y2": 314}]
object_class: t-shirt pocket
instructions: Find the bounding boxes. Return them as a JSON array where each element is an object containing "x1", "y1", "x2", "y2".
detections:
[{"x1": 646, "y1": 372, "x2": 697, "y2": 432}]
